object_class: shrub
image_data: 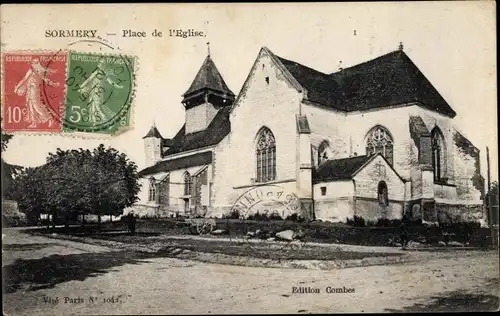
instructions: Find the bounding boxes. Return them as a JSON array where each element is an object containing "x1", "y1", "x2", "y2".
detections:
[
  {"x1": 269, "y1": 212, "x2": 284, "y2": 220},
  {"x1": 285, "y1": 213, "x2": 306, "y2": 222},
  {"x1": 222, "y1": 209, "x2": 240, "y2": 219},
  {"x1": 439, "y1": 220, "x2": 481, "y2": 242},
  {"x1": 375, "y1": 218, "x2": 402, "y2": 227},
  {"x1": 346, "y1": 215, "x2": 366, "y2": 227}
]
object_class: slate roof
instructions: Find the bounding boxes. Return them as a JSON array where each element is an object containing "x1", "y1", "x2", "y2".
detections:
[
  {"x1": 138, "y1": 151, "x2": 212, "y2": 177},
  {"x1": 274, "y1": 49, "x2": 457, "y2": 117},
  {"x1": 142, "y1": 125, "x2": 163, "y2": 139},
  {"x1": 182, "y1": 56, "x2": 235, "y2": 102},
  {"x1": 276, "y1": 56, "x2": 343, "y2": 109},
  {"x1": 313, "y1": 155, "x2": 372, "y2": 183},
  {"x1": 163, "y1": 106, "x2": 231, "y2": 156}
]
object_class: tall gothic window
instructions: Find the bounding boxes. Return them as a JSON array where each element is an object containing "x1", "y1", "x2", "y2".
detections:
[
  {"x1": 366, "y1": 126, "x2": 394, "y2": 166},
  {"x1": 256, "y1": 127, "x2": 276, "y2": 183},
  {"x1": 148, "y1": 177, "x2": 157, "y2": 202},
  {"x1": 318, "y1": 140, "x2": 331, "y2": 166},
  {"x1": 184, "y1": 171, "x2": 192, "y2": 195},
  {"x1": 431, "y1": 127, "x2": 447, "y2": 182}
]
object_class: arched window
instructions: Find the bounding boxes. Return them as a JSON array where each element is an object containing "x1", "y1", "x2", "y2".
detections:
[
  {"x1": 366, "y1": 126, "x2": 394, "y2": 166},
  {"x1": 378, "y1": 181, "x2": 389, "y2": 206},
  {"x1": 318, "y1": 140, "x2": 331, "y2": 165},
  {"x1": 256, "y1": 127, "x2": 276, "y2": 183},
  {"x1": 184, "y1": 171, "x2": 192, "y2": 195},
  {"x1": 148, "y1": 177, "x2": 157, "y2": 202},
  {"x1": 431, "y1": 127, "x2": 447, "y2": 182}
]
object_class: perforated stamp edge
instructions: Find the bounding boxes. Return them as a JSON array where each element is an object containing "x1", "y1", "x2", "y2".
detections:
[
  {"x1": 60, "y1": 49, "x2": 138, "y2": 139},
  {"x1": 1, "y1": 49, "x2": 138, "y2": 139}
]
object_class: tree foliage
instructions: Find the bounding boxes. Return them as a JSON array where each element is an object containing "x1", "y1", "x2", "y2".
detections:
[
  {"x1": 11, "y1": 144, "x2": 141, "y2": 226},
  {"x1": 1, "y1": 132, "x2": 13, "y2": 152},
  {"x1": 1, "y1": 132, "x2": 24, "y2": 199}
]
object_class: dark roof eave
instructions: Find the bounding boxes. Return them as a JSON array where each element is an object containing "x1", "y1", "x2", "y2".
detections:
[{"x1": 138, "y1": 151, "x2": 213, "y2": 177}]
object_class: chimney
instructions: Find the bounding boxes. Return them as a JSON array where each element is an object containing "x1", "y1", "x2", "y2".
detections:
[{"x1": 338, "y1": 60, "x2": 343, "y2": 72}]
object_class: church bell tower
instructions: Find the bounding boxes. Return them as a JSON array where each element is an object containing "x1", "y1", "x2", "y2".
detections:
[
  {"x1": 182, "y1": 43, "x2": 235, "y2": 134},
  {"x1": 143, "y1": 124, "x2": 163, "y2": 167}
]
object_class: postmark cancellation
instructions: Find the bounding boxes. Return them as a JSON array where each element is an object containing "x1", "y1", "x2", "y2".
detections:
[{"x1": 1, "y1": 49, "x2": 136, "y2": 136}]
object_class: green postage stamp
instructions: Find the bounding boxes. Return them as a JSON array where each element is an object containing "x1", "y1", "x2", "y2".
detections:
[{"x1": 64, "y1": 51, "x2": 135, "y2": 134}]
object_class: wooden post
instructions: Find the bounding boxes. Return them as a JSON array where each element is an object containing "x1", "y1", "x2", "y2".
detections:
[
  {"x1": 486, "y1": 146, "x2": 496, "y2": 248},
  {"x1": 487, "y1": 147, "x2": 492, "y2": 226}
]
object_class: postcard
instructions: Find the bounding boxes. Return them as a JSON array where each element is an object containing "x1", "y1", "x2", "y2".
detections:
[{"x1": 1, "y1": 2, "x2": 498, "y2": 315}]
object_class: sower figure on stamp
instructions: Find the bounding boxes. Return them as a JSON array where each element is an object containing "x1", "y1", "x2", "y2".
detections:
[
  {"x1": 14, "y1": 58, "x2": 59, "y2": 128},
  {"x1": 78, "y1": 59, "x2": 124, "y2": 125},
  {"x1": 127, "y1": 211, "x2": 136, "y2": 235}
]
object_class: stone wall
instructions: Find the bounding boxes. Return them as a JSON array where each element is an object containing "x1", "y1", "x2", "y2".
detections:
[
  {"x1": 436, "y1": 203, "x2": 486, "y2": 223},
  {"x1": 315, "y1": 198, "x2": 354, "y2": 223},
  {"x1": 185, "y1": 102, "x2": 219, "y2": 134},
  {"x1": 353, "y1": 155, "x2": 405, "y2": 201},
  {"x1": 354, "y1": 198, "x2": 404, "y2": 221},
  {"x1": 452, "y1": 130, "x2": 484, "y2": 202},
  {"x1": 211, "y1": 48, "x2": 302, "y2": 216}
]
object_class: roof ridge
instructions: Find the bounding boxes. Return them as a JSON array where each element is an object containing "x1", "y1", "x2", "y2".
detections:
[
  {"x1": 329, "y1": 50, "x2": 403, "y2": 76},
  {"x1": 274, "y1": 54, "x2": 331, "y2": 77},
  {"x1": 143, "y1": 125, "x2": 163, "y2": 139}
]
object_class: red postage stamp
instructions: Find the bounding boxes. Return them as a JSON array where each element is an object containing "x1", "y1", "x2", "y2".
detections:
[{"x1": 2, "y1": 52, "x2": 67, "y2": 132}]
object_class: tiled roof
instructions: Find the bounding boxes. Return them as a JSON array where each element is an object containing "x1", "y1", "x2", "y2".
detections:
[
  {"x1": 163, "y1": 106, "x2": 231, "y2": 156},
  {"x1": 142, "y1": 125, "x2": 163, "y2": 139},
  {"x1": 276, "y1": 56, "x2": 343, "y2": 109},
  {"x1": 182, "y1": 56, "x2": 235, "y2": 102},
  {"x1": 138, "y1": 151, "x2": 212, "y2": 177},
  {"x1": 313, "y1": 155, "x2": 372, "y2": 183},
  {"x1": 275, "y1": 50, "x2": 457, "y2": 117}
]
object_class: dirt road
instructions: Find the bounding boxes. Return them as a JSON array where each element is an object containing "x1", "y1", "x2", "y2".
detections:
[{"x1": 3, "y1": 228, "x2": 499, "y2": 315}]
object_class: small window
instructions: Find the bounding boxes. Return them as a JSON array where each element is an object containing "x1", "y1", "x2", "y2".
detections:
[
  {"x1": 184, "y1": 171, "x2": 192, "y2": 195},
  {"x1": 265, "y1": 77, "x2": 269, "y2": 84},
  {"x1": 377, "y1": 181, "x2": 389, "y2": 206},
  {"x1": 318, "y1": 140, "x2": 331, "y2": 165},
  {"x1": 321, "y1": 186, "x2": 327, "y2": 196}
]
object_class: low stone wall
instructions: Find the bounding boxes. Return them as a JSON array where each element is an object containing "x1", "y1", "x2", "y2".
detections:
[
  {"x1": 436, "y1": 203, "x2": 485, "y2": 223},
  {"x1": 354, "y1": 199, "x2": 404, "y2": 222}
]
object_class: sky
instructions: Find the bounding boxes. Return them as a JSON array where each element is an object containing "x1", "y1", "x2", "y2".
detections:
[{"x1": 1, "y1": 2, "x2": 497, "y2": 181}]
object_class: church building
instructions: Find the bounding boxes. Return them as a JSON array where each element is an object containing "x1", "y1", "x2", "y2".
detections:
[{"x1": 135, "y1": 44, "x2": 485, "y2": 223}]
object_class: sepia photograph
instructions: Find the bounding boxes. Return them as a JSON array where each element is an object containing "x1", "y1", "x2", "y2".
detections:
[{"x1": 1, "y1": 2, "x2": 498, "y2": 315}]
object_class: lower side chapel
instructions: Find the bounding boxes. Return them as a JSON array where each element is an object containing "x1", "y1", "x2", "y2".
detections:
[{"x1": 133, "y1": 44, "x2": 486, "y2": 223}]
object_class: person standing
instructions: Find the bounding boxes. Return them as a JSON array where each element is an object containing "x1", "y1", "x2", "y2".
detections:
[
  {"x1": 127, "y1": 212, "x2": 136, "y2": 235},
  {"x1": 400, "y1": 212, "x2": 411, "y2": 250}
]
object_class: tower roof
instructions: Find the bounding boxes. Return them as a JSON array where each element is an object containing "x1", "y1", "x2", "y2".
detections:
[
  {"x1": 142, "y1": 125, "x2": 163, "y2": 139},
  {"x1": 182, "y1": 55, "x2": 235, "y2": 102}
]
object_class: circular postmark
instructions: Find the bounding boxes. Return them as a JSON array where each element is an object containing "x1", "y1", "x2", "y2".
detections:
[
  {"x1": 41, "y1": 38, "x2": 134, "y2": 133},
  {"x1": 227, "y1": 185, "x2": 308, "y2": 260}
]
